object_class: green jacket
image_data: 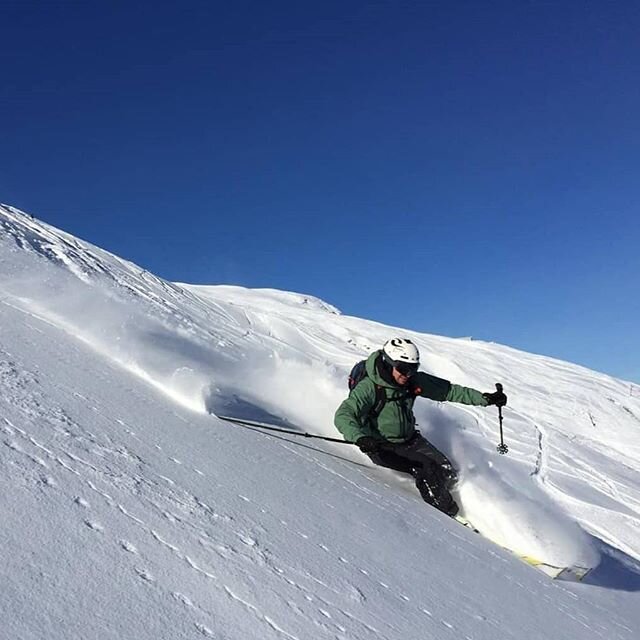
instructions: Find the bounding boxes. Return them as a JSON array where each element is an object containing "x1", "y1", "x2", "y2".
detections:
[{"x1": 334, "y1": 350, "x2": 488, "y2": 443}]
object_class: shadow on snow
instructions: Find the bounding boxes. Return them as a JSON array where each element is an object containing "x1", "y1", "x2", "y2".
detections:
[{"x1": 583, "y1": 536, "x2": 640, "y2": 592}]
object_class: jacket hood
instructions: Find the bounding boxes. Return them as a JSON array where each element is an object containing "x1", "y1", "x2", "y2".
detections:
[{"x1": 365, "y1": 350, "x2": 398, "y2": 389}]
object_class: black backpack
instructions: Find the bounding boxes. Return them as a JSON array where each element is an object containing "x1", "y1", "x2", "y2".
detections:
[{"x1": 348, "y1": 359, "x2": 387, "y2": 419}]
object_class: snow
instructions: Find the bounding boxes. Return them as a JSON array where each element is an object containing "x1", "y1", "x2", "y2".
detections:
[{"x1": 1, "y1": 202, "x2": 639, "y2": 639}]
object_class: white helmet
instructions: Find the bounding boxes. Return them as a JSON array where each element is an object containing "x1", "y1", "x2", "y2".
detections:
[{"x1": 382, "y1": 338, "x2": 420, "y2": 365}]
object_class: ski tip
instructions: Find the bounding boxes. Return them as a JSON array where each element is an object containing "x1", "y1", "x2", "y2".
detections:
[
  {"x1": 520, "y1": 556, "x2": 592, "y2": 581},
  {"x1": 554, "y1": 565, "x2": 593, "y2": 582}
]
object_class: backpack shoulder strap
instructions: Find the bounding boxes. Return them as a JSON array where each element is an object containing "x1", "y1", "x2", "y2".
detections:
[
  {"x1": 368, "y1": 384, "x2": 417, "y2": 421},
  {"x1": 370, "y1": 384, "x2": 387, "y2": 419}
]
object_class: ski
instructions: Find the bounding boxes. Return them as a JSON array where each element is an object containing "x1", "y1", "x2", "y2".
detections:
[{"x1": 453, "y1": 516, "x2": 592, "y2": 581}]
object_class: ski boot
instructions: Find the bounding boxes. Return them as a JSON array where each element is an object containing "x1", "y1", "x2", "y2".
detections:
[{"x1": 411, "y1": 466, "x2": 459, "y2": 517}]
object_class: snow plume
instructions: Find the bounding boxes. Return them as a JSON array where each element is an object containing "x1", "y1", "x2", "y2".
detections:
[
  {"x1": 411, "y1": 399, "x2": 600, "y2": 568},
  {"x1": 4, "y1": 276, "x2": 208, "y2": 413},
  {"x1": 455, "y1": 451, "x2": 599, "y2": 568},
  {"x1": 1, "y1": 212, "x2": 221, "y2": 413},
  {"x1": 1, "y1": 206, "x2": 348, "y2": 423}
]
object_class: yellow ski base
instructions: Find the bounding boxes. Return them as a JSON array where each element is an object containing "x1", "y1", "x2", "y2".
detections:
[
  {"x1": 453, "y1": 516, "x2": 592, "y2": 582},
  {"x1": 521, "y1": 556, "x2": 592, "y2": 581}
]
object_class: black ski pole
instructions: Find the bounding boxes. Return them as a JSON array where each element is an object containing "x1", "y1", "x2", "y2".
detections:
[
  {"x1": 494, "y1": 383, "x2": 509, "y2": 454},
  {"x1": 215, "y1": 414, "x2": 355, "y2": 445}
]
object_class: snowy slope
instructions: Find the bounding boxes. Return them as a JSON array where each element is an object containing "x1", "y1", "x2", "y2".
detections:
[{"x1": 1, "y1": 203, "x2": 640, "y2": 639}]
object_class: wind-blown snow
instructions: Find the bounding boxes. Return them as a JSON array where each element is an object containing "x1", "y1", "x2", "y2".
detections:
[{"x1": 1, "y1": 203, "x2": 639, "y2": 639}]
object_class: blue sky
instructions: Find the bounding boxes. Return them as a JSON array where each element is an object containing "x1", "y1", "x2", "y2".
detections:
[{"x1": 2, "y1": 1, "x2": 639, "y2": 383}]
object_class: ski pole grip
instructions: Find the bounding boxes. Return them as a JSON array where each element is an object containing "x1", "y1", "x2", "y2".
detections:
[{"x1": 495, "y1": 383, "x2": 503, "y2": 393}]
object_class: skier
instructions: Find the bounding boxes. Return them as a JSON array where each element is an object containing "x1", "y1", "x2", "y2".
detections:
[{"x1": 334, "y1": 338, "x2": 507, "y2": 516}]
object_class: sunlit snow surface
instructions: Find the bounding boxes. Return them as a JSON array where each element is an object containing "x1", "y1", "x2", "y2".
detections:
[{"x1": 1, "y1": 204, "x2": 639, "y2": 640}]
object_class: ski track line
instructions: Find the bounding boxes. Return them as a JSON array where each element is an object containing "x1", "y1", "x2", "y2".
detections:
[{"x1": 552, "y1": 445, "x2": 640, "y2": 514}]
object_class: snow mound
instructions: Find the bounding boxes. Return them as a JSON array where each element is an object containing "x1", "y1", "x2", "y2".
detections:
[{"x1": 185, "y1": 284, "x2": 342, "y2": 315}]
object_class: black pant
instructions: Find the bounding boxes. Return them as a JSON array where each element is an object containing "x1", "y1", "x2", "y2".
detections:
[{"x1": 366, "y1": 432, "x2": 458, "y2": 514}]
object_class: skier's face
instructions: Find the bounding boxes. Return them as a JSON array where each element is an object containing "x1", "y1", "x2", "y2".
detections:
[{"x1": 392, "y1": 367, "x2": 412, "y2": 386}]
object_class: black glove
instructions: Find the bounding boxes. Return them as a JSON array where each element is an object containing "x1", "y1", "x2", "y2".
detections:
[
  {"x1": 356, "y1": 436, "x2": 382, "y2": 454},
  {"x1": 483, "y1": 389, "x2": 507, "y2": 407}
]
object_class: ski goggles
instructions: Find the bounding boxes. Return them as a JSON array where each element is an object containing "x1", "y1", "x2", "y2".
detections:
[{"x1": 393, "y1": 361, "x2": 419, "y2": 376}]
